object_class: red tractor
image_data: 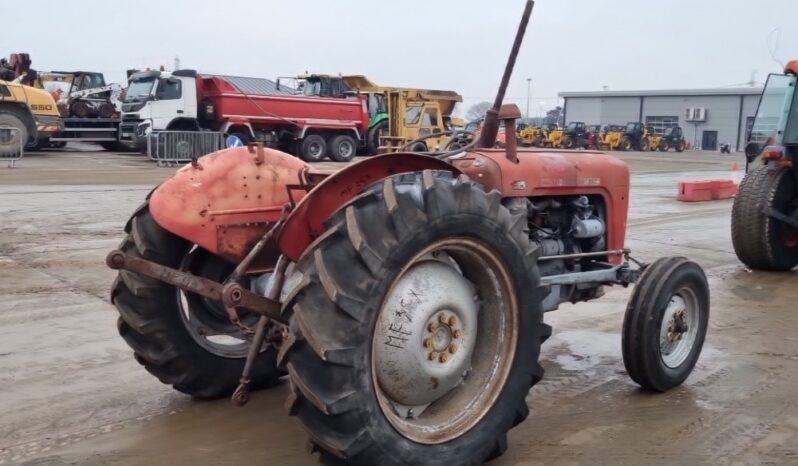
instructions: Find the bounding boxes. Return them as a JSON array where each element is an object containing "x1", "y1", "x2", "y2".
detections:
[
  {"x1": 106, "y1": 2, "x2": 710, "y2": 465},
  {"x1": 732, "y1": 60, "x2": 798, "y2": 271}
]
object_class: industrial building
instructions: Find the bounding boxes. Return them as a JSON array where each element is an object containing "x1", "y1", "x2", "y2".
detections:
[{"x1": 559, "y1": 87, "x2": 763, "y2": 151}]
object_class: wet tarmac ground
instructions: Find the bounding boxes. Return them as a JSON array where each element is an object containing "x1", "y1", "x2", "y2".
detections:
[{"x1": 1, "y1": 150, "x2": 797, "y2": 465}]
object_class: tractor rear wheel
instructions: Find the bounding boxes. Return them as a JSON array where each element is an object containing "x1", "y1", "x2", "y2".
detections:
[
  {"x1": 367, "y1": 120, "x2": 388, "y2": 155},
  {"x1": 620, "y1": 137, "x2": 632, "y2": 151},
  {"x1": 731, "y1": 165, "x2": 798, "y2": 271},
  {"x1": 622, "y1": 257, "x2": 709, "y2": 392},
  {"x1": 111, "y1": 202, "x2": 282, "y2": 398},
  {"x1": 280, "y1": 171, "x2": 549, "y2": 465}
]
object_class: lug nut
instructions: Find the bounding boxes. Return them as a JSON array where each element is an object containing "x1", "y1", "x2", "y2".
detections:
[
  {"x1": 428, "y1": 351, "x2": 439, "y2": 361},
  {"x1": 448, "y1": 315, "x2": 457, "y2": 326},
  {"x1": 428, "y1": 322, "x2": 438, "y2": 332},
  {"x1": 438, "y1": 313, "x2": 448, "y2": 323},
  {"x1": 453, "y1": 329, "x2": 463, "y2": 339},
  {"x1": 439, "y1": 352, "x2": 449, "y2": 363},
  {"x1": 423, "y1": 338, "x2": 433, "y2": 349},
  {"x1": 449, "y1": 343, "x2": 458, "y2": 354}
]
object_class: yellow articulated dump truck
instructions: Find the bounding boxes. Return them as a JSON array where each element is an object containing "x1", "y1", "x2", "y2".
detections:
[{"x1": 0, "y1": 79, "x2": 62, "y2": 153}]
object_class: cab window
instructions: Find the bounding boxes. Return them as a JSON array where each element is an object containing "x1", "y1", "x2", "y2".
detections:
[
  {"x1": 157, "y1": 78, "x2": 182, "y2": 100},
  {"x1": 405, "y1": 106, "x2": 422, "y2": 125},
  {"x1": 421, "y1": 108, "x2": 439, "y2": 127}
]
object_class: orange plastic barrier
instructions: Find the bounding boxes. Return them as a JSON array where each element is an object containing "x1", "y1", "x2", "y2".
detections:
[{"x1": 677, "y1": 179, "x2": 738, "y2": 202}]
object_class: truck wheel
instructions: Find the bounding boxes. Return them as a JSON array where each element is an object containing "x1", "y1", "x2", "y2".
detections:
[
  {"x1": 281, "y1": 171, "x2": 549, "y2": 465},
  {"x1": 328, "y1": 134, "x2": 357, "y2": 162},
  {"x1": 731, "y1": 165, "x2": 798, "y2": 271},
  {"x1": 658, "y1": 141, "x2": 669, "y2": 152},
  {"x1": 299, "y1": 134, "x2": 327, "y2": 162},
  {"x1": 367, "y1": 120, "x2": 388, "y2": 155},
  {"x1": 622, "y1": 257, "x2": 709, "y2": 392},
  {"x1": 0, "y1": 112, "x2": 28, "y2": 156},
  {"x1": 110, "y1": 202, "x2": 283, "y2": 398},
  {"x1": 408, "y1": 141, "x2": 428, "y2": 152}
]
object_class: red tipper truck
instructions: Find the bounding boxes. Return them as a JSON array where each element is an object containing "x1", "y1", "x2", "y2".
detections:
[{"x1": 119, "y1": 69, "x2": 370, "y2": 161}]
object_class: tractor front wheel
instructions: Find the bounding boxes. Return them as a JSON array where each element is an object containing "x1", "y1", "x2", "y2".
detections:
[
  {"x1": 110, "y1": 203, "x2": 283, "y2": 398},
  {"x1": 280, "y1": 171, "x2": 549, "y2": 465},
  {"x1": 731, "y1": 165, "x2": 798, "y2": 271},
  {"x1": 658, "y1": 141, "x2": 669, "y2": 152},
  {"x1": 622, "y1": 257, "x2": 709, "y2": 392},
  {"x1": 562, "y1": 136, "x2": 575, "y2": 149},
  {"x1": 674, "y1": 140, "x2": 686, "y2": 152}
]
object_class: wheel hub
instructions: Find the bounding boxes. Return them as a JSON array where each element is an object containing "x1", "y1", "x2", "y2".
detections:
[
  {"x1": 374, "y1": 259, "x2": 478, "y2": 410},
  {"x1": 660, "y1": 291, "x2": 699, "y2": 368}
]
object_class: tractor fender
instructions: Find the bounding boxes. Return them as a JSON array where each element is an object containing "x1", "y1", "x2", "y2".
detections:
[
  {"x1": 149, "y1": 144, "x2": 310, "y2": 264},
  {"x1": 278, "y1": 152, "x2": 460, "y2": 261}
]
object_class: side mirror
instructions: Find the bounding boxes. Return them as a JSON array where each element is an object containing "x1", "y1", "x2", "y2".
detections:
[{"x1": 744, "y1": 142, "x2": 762, "y2": 162}]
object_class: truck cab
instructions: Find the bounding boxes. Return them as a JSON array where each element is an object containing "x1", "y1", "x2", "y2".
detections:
[{"x1": 119, "y1": 70, "x2": 198, "y2": 147}]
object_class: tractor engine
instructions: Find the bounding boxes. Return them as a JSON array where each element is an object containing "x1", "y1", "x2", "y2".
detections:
[{"x1": 506, "y1": 195, "x2": 608, "y2": 311}]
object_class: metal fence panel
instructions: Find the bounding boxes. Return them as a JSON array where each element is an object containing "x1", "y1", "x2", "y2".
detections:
[
  {"x1": 0, "y1": 126, "x2": 24, "y2": 167},
  {"x1": 147, "y1": 131, "x2": 225, "y2": 166}
]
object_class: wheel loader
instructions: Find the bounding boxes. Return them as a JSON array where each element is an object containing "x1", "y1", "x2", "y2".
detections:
[
  {"x1": 595, "y1": 124, "x2": 626, "y2": 150},
  {"x1": 732, "y1": 61, "x2": 798, "y2": 271},
  {"x1": 655, "y1": 126, "x2": 686, "y2": 152},
  {"x1": 0, "y1": 56, "x2": 63, "y2": 153},
  {"x1": 106, "y1": 2, "x2": 710, "y2": 465}
]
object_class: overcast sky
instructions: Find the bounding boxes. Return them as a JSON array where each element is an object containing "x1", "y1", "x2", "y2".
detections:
[{"x1": 2, "y1": 0, "x2": 794, "y2": 116}]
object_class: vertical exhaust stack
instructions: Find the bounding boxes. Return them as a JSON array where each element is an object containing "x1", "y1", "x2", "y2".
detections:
[{"x1": 476, "y1": 0, "x2": 535, "y2": 149}]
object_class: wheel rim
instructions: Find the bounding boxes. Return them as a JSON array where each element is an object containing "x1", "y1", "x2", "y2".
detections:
[
  {"x1": 659, "y1": 288, "x2": 700, "y2": 368},
  {"x1": 177, "y1": 246, "x2": 261, "y2": 358},
  {"x1": 308, "y1": 141, "x2": 323, "y2": 158},
  {"x1": 372, "y1": 238, "x2": 518, "y2": 444},
  {"x1": 338, "y1": 140, "x2": 354, "y2": 158}
]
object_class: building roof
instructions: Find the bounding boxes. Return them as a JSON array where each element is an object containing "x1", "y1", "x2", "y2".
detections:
[{"x1": 558, "y1": 87, "x2": 763, "y2": 98}]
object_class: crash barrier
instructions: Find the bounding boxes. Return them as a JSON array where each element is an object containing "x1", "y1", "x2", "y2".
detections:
[
  {"x1": 147, "y1": 131, "x2": 225, "y2": 166},
  {"x1": 677, "y1": 179, "x2": 738, "y2": 202},
  {"x1": 0, "y1": 126, "x2": 24, "y2": 167}
]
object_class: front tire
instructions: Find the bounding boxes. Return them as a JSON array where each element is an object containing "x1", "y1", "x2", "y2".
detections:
[
  {"x1": 619, "y1": 137, "x2": 632, "y2": 151},
  {"x1": 622, "y1": 257, "x2": 709, "y2": 392},
  {"x1": 366, "y1": 120, "x2": 388, "y2": 155},
  {"x1": 731, "y1": 165, "x2": 798, "y2": 271},
  {"x1": 110, "y1": 202, "x2": 282, "y2": 398},
  {"x1": 0, "y1": 112, "x2": 28, "y2": 156},
  {"x1": 281, "y1": 171, "x2": 549, "y2": 465}
]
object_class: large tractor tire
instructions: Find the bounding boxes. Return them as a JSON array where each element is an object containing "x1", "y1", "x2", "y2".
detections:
[
  {"x1": 110, "y1": 202, "x2": 283, "y2": 398},
  {"x1": 657, "y1": 141, "x2": 669, "y2": 152},
  {"x1": 562, "y1": 136, "x2": 575, "y2": 149},
  {"x1": 639, "y1": 138, "x2": 650, "y2": 152},
  {"x1": 674, "y1": 140, "x2": 686, "y2": 152},
  {"x1": 280, "y1": 171, "x2": 549, "y2": 466},
  {"x1": 731, "y1": 165, "x2": 798, "y2": 271},
  {"x1": 619, "y1": 137, "x2": 633, "y2": 151},
  {"x1": 0, "y1": 112, "x2": 28, "y2": 156},
  {"x1": 366, "y1": 120, "x2": 388, "y2": 155}
]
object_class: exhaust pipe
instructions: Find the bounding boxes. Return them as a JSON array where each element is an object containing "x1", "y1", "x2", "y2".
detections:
[{"x1": 476, "y1": 0, "x2": 535, "y2": 149}]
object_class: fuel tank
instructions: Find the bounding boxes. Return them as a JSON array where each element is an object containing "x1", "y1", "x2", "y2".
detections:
[
  {"x1": 451, "y1": 148, "x2": 631, "y2": 258},
  {"x1": 148, "y1": 145, "x2": 309, "y2": 263}
]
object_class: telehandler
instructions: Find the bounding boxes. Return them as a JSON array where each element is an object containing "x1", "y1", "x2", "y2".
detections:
[
  {"x1": 732, "y1": 61, "x2": 798, "y2": 271},
  {"x1": 107, "y1": 2, "x2": 710, "y2": 465}
]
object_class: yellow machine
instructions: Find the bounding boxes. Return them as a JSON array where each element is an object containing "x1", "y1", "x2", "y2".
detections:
[
  {"x1": 596, "y1": 124, "x2": 626, "y2": 150},
  {"x1": 296, "y1": 74, "x2": 462, "y2": 154},
  {"x1": 0, "y1": 79, "x2": 62, "y2": 152},
  {"x1": 542, "y1": 126, "x2": 565, "y2": 148},
  {"x1": 380, "y1": 88, "x2": 462, "y2": 152},
  {"x1": 517, "y1": 125, "x2": 548, "y2": 147}
]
